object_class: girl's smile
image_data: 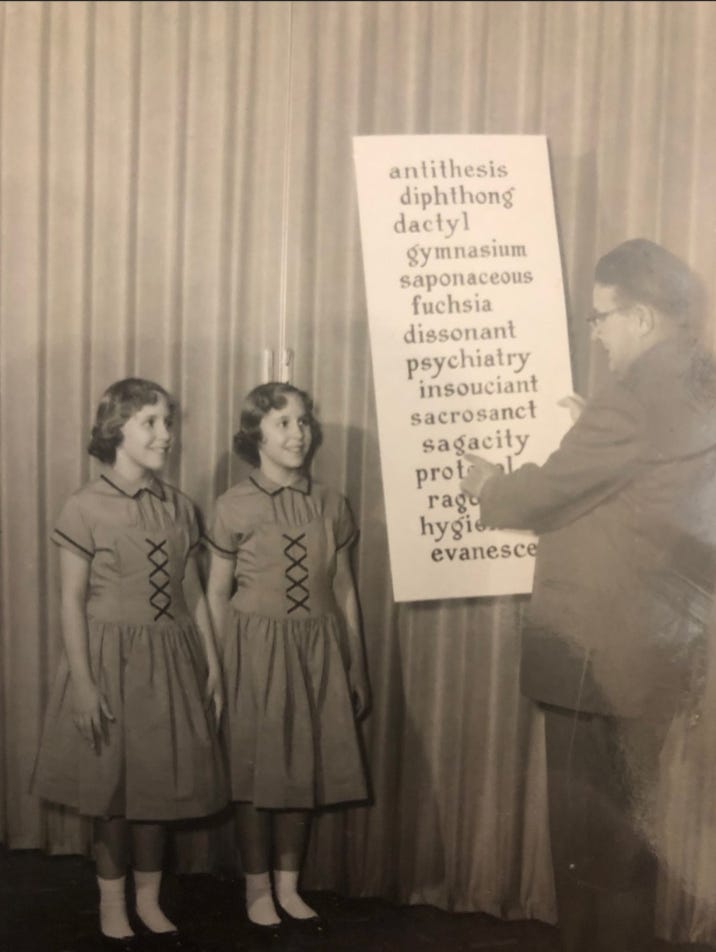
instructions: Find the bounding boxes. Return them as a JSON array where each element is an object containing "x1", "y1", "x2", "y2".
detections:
[
  {"x1": 114, "y1": 397, "x2": 174, "y2": 480},
  {"x1": 258, "y1": 394, "x2": 312, "y2": 484}
]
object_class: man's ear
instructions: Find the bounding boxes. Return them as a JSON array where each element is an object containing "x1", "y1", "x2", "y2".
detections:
[{"x1": 633, "y1": 302, "x2": 657, "y2": 337}]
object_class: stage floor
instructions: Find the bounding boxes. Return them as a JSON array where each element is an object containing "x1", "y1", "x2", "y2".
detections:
[{"x1": 1, "y1": 846, "x2": 713, "y2": 952}]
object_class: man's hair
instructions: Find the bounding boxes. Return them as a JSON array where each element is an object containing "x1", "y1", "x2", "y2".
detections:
[
  {"x1": 595, "y1": 238, "x2": 704, "y2": 331},
  {"x1": 88, "y1": 378, "x2": 176, "y2": 464},
  {"x1": 233, "y1": 382, "x2": 322, "y2": 466}
]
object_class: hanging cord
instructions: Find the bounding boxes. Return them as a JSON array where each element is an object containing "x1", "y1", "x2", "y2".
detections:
[{"x1": 277, "y1": 1, "x2": 295, "y2": 381}]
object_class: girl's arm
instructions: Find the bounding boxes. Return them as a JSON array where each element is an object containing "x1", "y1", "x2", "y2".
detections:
[
  {"x1": 205, "y1": 553, "x2": 235, "y2": 657},
  {"x1": 183, "y1": 553, "x2": 224, "y2": 723},
  {"x1": 59, "y1": 547, "x2": 114, "y2": 750},
  {"x1": 334, "y1": 548, "x2": 370, "y2": 720}
]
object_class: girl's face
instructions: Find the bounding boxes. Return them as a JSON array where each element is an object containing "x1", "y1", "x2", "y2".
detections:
[
  {"x1": 114, "y1": 396, "x2": 174, "y2": 479},
  {"x1": 258, "y1": 393, "x2": 312, "y2": 483}
]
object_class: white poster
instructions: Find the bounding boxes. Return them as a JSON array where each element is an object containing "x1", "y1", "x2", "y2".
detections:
[{"x1": 353, "y1": 135, "x2": 574, "y2": 602}]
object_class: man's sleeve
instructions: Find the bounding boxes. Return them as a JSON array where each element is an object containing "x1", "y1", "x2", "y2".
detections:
[{"x1": 479, "y1": 385, "x2": 647, "y2": 534}]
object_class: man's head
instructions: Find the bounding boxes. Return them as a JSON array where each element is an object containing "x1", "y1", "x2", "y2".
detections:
[{"x1": 589, "y1": 239, "x2": 700, "y2": 375}]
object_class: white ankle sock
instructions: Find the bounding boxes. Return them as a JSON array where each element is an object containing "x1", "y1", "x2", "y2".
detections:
[
  {"x1": 133, "y1": 869, "x2": 176, "y2": 934},
  {"x1": 274, "y1": 869, "x2": 317, "y2": 920},
  {"x1": 244, "y1": 871, "x2": 280, "y2": 926},
  {"x1": 97, "y1": 874, "x2": 134, "y2": 940}
]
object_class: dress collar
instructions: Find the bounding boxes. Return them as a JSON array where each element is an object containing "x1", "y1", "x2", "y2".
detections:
[
  {"x1": 249, "y1": 468, "x2": 311, "y2": 497},
  {"x1": 100, "y1": 469, "x2": 166, "y2": 501}
]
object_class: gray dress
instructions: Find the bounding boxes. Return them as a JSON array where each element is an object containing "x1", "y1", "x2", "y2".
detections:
[
  {"x1": 205, "y1": 469, "x2": 368, "y2": 809},
  {"x1": 32, "y1": 470, "x2": 228, "y2": 821}
]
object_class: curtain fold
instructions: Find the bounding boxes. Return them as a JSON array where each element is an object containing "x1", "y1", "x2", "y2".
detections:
[{"x1": 2, "y1": 1, "x2": 716, "y2": 942}]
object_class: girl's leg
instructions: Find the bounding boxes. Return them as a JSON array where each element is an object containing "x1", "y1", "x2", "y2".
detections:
[
  {"x1": 235, "y1": 801, "x2": 280, "y2": 927},
  {"x1": 94, "y1": 817, "x2": 134, "y2": 939},
  {"x1": 273, "y1": 810, "x2": 318, "y2": 920},
  {"x1": 130, "y1": 821, "x2": 176, "y2": 934}
]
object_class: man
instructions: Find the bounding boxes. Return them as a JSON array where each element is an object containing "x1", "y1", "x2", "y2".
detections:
[{"x1": 461, "y1": 239, "x2": 716, "y2": 952}]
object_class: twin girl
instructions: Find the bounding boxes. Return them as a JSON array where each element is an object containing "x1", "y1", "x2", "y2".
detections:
[{"x1": 32, "y1": 377, "x2": 369, "y2": 950}]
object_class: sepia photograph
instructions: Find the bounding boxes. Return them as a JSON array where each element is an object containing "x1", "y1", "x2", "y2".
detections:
[{"x1": 1, "y1": 3, "x2": 716, "y2": 951}]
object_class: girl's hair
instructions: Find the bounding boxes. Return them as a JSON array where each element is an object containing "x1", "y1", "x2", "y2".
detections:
[
  {"x1": 88, "y1": 378, "x2": 177, "y2": 464},
  {"x1": 233, "y1": 382, "x2": 322, "y2": 467}
]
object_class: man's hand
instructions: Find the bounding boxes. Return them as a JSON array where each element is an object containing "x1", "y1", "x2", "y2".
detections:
[
  {"x1": 557, "y1": 393, "x2": 586, "y2": 423},
  {"x1": 460, "y1": 453, "x2": 502, "y2": 497}
]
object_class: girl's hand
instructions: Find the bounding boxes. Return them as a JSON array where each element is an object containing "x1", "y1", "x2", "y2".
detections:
[
  {"x1": 71, "y1": 680, "x2": 114, "y2": 752},
  {"x1": 206, "y1": 667, "x2": 224, "y2": 724},
  {"x1": 349, "y1": 667, "x2": 371, "y2": 721},
  {"x1": 186, "y1": 554, "x2": 225, "y2": 726},
  {"x1": 334, "y1": 549, "x2": 371, "y2": 721}
]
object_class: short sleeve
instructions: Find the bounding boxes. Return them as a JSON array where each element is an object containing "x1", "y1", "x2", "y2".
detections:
[
  {"x1": 335, "y1": 494, "x2": 358, "y2": 550},
  {"x1": 181, "y1": 495, "x2": 201, "y2": 551},
  {"x1": 204, "y1": 495, "x2": 243, "y2": 560},
  {"x1": 51, "y1": 494, "x2": 94, "y2": 560}
]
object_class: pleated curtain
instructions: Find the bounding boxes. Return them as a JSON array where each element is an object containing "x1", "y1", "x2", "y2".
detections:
[{"x1": 2, "y1": 1, "x2": 716, "y2": 943}]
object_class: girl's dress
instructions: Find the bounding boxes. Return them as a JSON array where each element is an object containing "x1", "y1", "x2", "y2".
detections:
[
  {"x1": 205, "y1": 469, "x2": 368, "y2": 809},
  {"x1": 32, "y1": 470, "x2": 227, "y2": 821}
]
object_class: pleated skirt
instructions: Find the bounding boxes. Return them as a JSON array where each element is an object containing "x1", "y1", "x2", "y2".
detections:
[
  {"x1": 222, "y1": 611, "x2": 368, "y2": 809},
  {"x1": 32, "y1": 620, "x2": 228, "y2": 821}
]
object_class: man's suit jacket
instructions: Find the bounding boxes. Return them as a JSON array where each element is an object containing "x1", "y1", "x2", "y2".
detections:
[{"x1": 479, "y1": 338, "x2": 716, "y2": 717}]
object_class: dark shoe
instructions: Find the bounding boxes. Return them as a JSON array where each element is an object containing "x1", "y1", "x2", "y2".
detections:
[
  {"x1": 277, "y1": 909, "x2": 325, "y2": 935},
  {"x1": 142, "y1": 933, "x2": 209, "y2": 952},
  {"x1": 245, "y1": 920, "x2": 284, "y2": 946},
  {"x1": 101, "y1": 935, "x2": 140, "y2": 951}
]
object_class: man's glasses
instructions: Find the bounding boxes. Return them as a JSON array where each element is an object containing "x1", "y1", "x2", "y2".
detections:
[{"x1": 586, "y1": 305, "x2": 625, "y2": 328}]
